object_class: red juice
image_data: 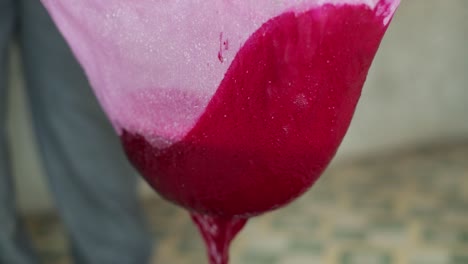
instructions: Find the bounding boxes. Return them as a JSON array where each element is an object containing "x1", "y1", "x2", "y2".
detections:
[
  {"x1": 121, "y1": 4, "x2": 391, "y2": 264},
  {"x1": 191, "y1": 213, "x2": 247, "y2": 264}
]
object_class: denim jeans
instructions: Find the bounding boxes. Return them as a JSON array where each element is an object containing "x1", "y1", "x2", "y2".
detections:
[{"x1": 0, "y1": 1, "x2": 153, "y2": 263}]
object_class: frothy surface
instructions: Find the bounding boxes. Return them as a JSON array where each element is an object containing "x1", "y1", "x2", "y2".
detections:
[
  {"x1": 120, "y1": 4, "x2": 391, "y2": 216},
  {"x1": 41, "y1": 0, "x2": 399, "y2": 148}
]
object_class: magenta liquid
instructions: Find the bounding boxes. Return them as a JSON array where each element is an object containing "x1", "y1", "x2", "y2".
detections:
[{"x1": 121, "y1": 5, "x2": 390, "y2": 264}]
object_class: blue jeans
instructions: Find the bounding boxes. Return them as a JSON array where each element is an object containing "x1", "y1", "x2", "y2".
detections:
[{"x1": 0, "y1": 0, "x2": 153, "y2": 263}]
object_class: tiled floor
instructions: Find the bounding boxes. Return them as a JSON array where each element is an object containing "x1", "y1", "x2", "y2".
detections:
[{"x1": 26, "y1": 142, "x2": 468, "y2": 264}]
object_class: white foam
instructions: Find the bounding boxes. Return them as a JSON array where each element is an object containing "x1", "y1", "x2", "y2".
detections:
[{"x1": 41, "y1": 0, "x2": 399, "y2": 147}]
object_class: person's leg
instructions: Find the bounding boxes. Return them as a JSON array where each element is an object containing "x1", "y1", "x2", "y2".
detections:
[
  {"x1": 0, "y1": 1, "x2": 38, "y2": 264},
  {"x1": 17, "y1": 1, "x2": 153, "y2": 263}
]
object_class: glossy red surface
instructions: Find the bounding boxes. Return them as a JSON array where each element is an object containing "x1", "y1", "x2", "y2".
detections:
[
  {"x1": 191, "y1": 213, "x2": 247, "y2": 264},
  {"x1": 121, "y1": 5, "x2": 392, "y2": 264},
  {"x1": 121, "y1": 5, "x2": 389, "y2": 217}
]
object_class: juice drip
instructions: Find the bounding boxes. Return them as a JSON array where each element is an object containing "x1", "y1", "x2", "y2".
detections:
[{"x1": 191, "y1": 213, "x2": 247, "y2": 264}]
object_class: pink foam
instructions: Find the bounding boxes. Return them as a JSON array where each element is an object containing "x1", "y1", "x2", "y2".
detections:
[{"x1": 41, "y1": 0, "x2": 399, "y2": 148}]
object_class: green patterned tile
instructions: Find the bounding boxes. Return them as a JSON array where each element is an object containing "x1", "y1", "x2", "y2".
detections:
[
  {"x1": 369, "y1": 221, "x2": 407, "y2": 240},
  {"x1": 176, "y1": 231, "x2": 204, "y2": 253},
  {"x1": 308, "y1": 189, "x2": 337, "y2": 204},
  {"x1": 287, "y1": 238, "x2": 323, "y2": 254},
  {"x1": 24, "y1": 142, "x2": 468, "y2": 264},
  {"x1": 350, "y1": 198, "x2": 395, "y2": 214},
  {"x1": 278, "y1": 253, "x2": 322, "y2": 264},
  {"x1": 339, "y1": 250, "x2": 392, "y2": 264},
  {"x1": 409, "y1": 249, "x2": 450, "y2": 264},
  {"x1": 408, "y1": 204, "x2": 443, "y2": 221},
  {"x1": 244, "y1": 234, "x2": 289, "y2": 255},
  {"x1": 271, "y1": 213, "x2": 320, "y2": 230},
  {"x1": 333, "y1": 228, "x2": 366, "y2": 241},
  {"x1": 451, "y1": 254, "x2": 468, "y2": 264},
  {"x1": 241, "y1": 250, "x2": 279, "y2": 264},
  {"x1": 423, "y1": 226, "x2": 468, "y2": 245}
]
